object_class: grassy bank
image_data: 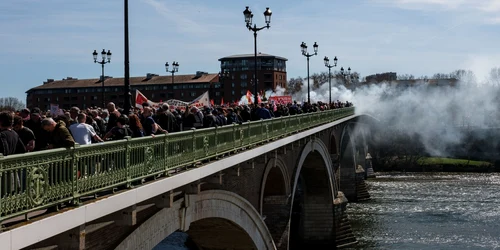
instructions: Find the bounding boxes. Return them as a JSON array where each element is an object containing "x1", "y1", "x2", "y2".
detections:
[{"x1": 418, "y1": 157, "x2": 492, "y2": 167}]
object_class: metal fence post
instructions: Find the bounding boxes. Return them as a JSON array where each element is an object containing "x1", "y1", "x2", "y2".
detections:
[
  {"x1": 72, "y1": 143, "x2": 80, "y2": 205},
  {"x1": 164, "y1": 134, "x2": 169, "y2": 174},
  {"x1": 125, "y1": 136, "x2": 132, "y2": 188}
]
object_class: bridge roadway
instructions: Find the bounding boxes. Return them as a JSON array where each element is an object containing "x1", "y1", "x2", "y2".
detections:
[{"x1": 0, "y1": 107, "x2": 375, "y2": 250}]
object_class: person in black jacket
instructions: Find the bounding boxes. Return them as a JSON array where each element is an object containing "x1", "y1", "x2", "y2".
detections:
[{"x1": 0, "y1": 111, "x2": 26, "y2": 156}]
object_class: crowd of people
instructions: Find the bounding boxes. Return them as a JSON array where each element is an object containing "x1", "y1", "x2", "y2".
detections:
[{"x1": 0, "y1": 100, "x2": 353, "y2": 157}]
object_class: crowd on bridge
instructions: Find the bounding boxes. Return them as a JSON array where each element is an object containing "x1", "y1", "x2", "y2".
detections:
[{"x1": 0, "y1": 100, "x2": 353, "y2": 157}]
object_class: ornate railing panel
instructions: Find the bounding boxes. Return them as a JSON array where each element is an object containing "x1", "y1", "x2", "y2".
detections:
[{"x1": 0, "y1": 107, "x2": 354, "y2": 222}]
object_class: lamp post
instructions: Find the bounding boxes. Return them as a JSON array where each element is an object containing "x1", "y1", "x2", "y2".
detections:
[
  {"x1": 243, "y1": 6, "x2": 272, "y2": 105},
  {"x1": 340, "y1": 66, "x2": 351, "y2": 85},
  {"x1": 165, "y1": 61, "x2": 179, "y2": 85},
  {"x1": 324, "y1": 56, "x2": 338, "y2": 105},
  {"x1": 300, "y1": 42, "x2": 319, "y2": 104},
  {"x1": 123, "y1": 0, "x2": 132, "y2": 115},
  {"x1": 93, "y1": 49, "x2": 112, "y2": 108}
]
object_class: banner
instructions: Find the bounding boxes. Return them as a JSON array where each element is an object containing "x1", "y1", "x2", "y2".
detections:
[
  {"x1": 165, "y1": 99, "x2": 189, "y2": 107},
  {"x1": 189, "y1": 91, "x2": 210, "y2": 108},
  {"x1": 50, "y1": 104, "x2": 59, "y2": 117},
  {"x1": 136, "y1": 90, "x2": 210, "y2": 110},
  {"x1": 268, "y1": 96, "x2": 293, "y2": 104}
]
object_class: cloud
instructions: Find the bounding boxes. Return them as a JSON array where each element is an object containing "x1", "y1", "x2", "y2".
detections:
[{"x1": 379, "y1": 0, "x2": 500, "y2": 25}]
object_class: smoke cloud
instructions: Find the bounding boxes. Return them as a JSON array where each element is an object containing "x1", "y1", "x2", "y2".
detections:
[{"x1": 261, "y1": 75, "x2": 500, "y2": 157}]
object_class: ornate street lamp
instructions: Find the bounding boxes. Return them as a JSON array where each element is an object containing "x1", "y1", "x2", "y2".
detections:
[
  {"x1": 165, "y1": 61, "x2": 180, "y2": 85},
  {"x1": 93, "y1": 49, "x2": 112, "y2": 108},
  {"x1": 300, "y1": 42, "x2": 319, "y2": 104},
  {"x1": 243, "y1": 6, "x2": 272, "y2": 105},
  {"x1": 324, "y1": 56, "x2": 338, "y2": 105},
  {"x1": 340, "y1": 66, "x2": 351, "y2": 84}
]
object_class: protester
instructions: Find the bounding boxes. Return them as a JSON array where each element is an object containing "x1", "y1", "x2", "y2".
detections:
[
  {"x1": 13, "y1": 115, "x2": 35, "y2": 152},
  {"x1": 69, "y1": 113, "x2": 103, "y2": 145},
  {"x1": 41, "y1": 118, "x2": 75, "y2": 148},
  {"x1": 0, "y1": 111, "x2": 26, "y2": 156}
]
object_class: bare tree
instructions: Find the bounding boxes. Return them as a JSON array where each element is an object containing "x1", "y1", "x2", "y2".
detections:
[
  {"x1": 450, "y1": 69, "x2": 476, "y2": 84},
  {"x1": 489, "y1": 67, "x2": 500, "y2": 86},
  {"x1": 286, "y1": 77, "x2": 304, "y2": 95},
  {"x1": 0, "y1": 97, "x2": 25, "y2": 111},
  {"x1": 432, "y1": 73, "x2": 451, "y2": 79},
  {"x1": 397, "y1": 74, "x2": 415, "y2": 80}
]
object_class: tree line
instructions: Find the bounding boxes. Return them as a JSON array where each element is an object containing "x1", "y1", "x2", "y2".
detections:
[
  {"x1": 0, "y1": 97, "x2": 25, "y2": 111},
  {"x1": 287, "y1": 70, "x2": 361, "y2": 94}
]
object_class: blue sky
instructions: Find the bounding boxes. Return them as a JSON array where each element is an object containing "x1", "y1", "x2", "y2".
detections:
[{"x1": 1, "y1": 0, "x2": 500, "y2": 102}]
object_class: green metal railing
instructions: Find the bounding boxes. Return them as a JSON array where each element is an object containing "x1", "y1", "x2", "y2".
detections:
[{"x1": 0, "y1": 107, "x2": 354, "y2": 223}]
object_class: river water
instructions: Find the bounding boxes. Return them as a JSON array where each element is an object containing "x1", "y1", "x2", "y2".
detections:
[
  {"x1": 345, "y1": 172, "x2": 500, "y2": 250},
  {"x1": 154, "y1": 172, "x2": 500, "y2": 249}
]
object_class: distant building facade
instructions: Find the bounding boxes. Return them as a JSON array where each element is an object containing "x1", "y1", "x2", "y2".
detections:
[
  {"x1": 218, "y1": 53, "x2": 288, "y2": 103},
  {"x1": 26, "y1": 72, "x2": 219, "y2": 110}
]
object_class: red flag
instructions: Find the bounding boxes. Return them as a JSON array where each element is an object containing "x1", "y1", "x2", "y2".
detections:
[
  {"x1": 257, "y1": 93, "x2": 262, "y2": 104},
  {"x1": 221, "y1": 97, "x2": 224, "y2": 106},
  {"x1": 246, "y1": 90, "x2": 253, "y2": 104},
  {"x1": 210, "y1": 99, "x2": 214, "y2": 106},
  {"x1": 135, "y1": 90, "x2": 149, "y2": 108}
]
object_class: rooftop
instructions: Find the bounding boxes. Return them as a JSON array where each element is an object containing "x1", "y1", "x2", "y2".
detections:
[
  {"x1": 27, "y1": 72, "x2": 218, "y2": 92},
  {"x1": 219, "y1": 53, "x2": 288, "y2": 61}
]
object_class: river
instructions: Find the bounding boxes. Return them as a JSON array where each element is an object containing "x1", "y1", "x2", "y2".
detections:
[
  {"x1": 345, "y1": 172, "x2": 500, "y2": 250},
  {"x1": 154, "y1": 172, "x2": 500, "y2": 249}
]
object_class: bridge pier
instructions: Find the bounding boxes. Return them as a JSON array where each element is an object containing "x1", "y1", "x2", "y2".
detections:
[
  {"x1": 57, "y1": 224, "x2": 86, "y2": 250},
  {"x1": 334, "y1": 192, "x2": 357, "y2": 248}
]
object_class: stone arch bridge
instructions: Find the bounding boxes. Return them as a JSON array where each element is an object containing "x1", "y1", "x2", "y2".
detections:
[{"x1": 0, "y1": 107, "x2": 377, "y2": 250}]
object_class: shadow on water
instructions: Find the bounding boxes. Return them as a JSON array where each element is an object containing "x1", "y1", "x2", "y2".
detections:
[{"x1": 153, "y1": 231, "x2": 193, "y2": 250}]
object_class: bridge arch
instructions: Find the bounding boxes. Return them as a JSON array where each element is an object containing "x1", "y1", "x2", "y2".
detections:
[
  {"x1": 260, "y1": 155, "x2": 291, "y2": 214},
  {"x1": 115, "y1": 190, "x2": 275, "y2": 250},
  {"x1": 259, "y1": 155, "x2": 291, "y2": 247},
  {"x1": 289, "y1": 138, "x2": 337, "y2": 248}
]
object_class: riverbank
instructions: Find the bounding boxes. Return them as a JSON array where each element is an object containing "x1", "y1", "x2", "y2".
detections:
[
  {"x1": 417, "y1": 157, "x2": 495, "y2": 172},
  {"x1": 377, "y1": 157, "x2": 496, "y2": 173}
]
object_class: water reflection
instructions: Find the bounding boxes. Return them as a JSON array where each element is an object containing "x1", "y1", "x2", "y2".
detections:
[{"x1": 345, "y1": 172, "x2": 500, "y2": 250}]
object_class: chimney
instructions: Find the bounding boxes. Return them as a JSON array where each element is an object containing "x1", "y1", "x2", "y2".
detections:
[
  {"x1": 146, "y1": 73, "x2": 158, "y2": 80},
  {"x1": 195, "y1": 71, "x2": 208, "y2": 78},
  {"x1": 43, "y1": 79, "x2": 54, "y2": 85}
]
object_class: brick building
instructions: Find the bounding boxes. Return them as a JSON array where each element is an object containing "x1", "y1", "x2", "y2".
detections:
[
  {"x1": 26, "y1": 72, "x2": 220, "y2": 110},
  {"x1": 218, "y1": 53, "x2": 287, "y2": 103}
]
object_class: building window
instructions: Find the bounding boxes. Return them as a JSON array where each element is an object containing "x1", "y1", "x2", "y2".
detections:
[
  {"x1": 232, "y1": 83, "x2": 235, "y2": 88},
  {"x1": 241, "y1": 82, "x2": 247, "y2": 88},
  {"x1": 240, "y1": 74, "x2": 247, "y2": 80},
  {"x1": 215, "y1": 92, "x2": 221, "y2": 96},
  {"x1": 231, "y1": 91, "x2": 235, "y2": 95},
  {"x1": 191, "y1": 92, "x2": 196, "y2": 97}
]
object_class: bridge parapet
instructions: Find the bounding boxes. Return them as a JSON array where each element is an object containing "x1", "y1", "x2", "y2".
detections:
[{"x1": 0, "y1": 107, "x2": 355, "y2": 226}]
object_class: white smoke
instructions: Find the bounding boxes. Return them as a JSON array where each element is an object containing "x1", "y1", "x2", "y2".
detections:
[
  {"x1": 339, "y1": 78, "x2": 499, "y2": 156},
  {"x1": 250, "y1": 75, "x2": 500, "y2": 156}
]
